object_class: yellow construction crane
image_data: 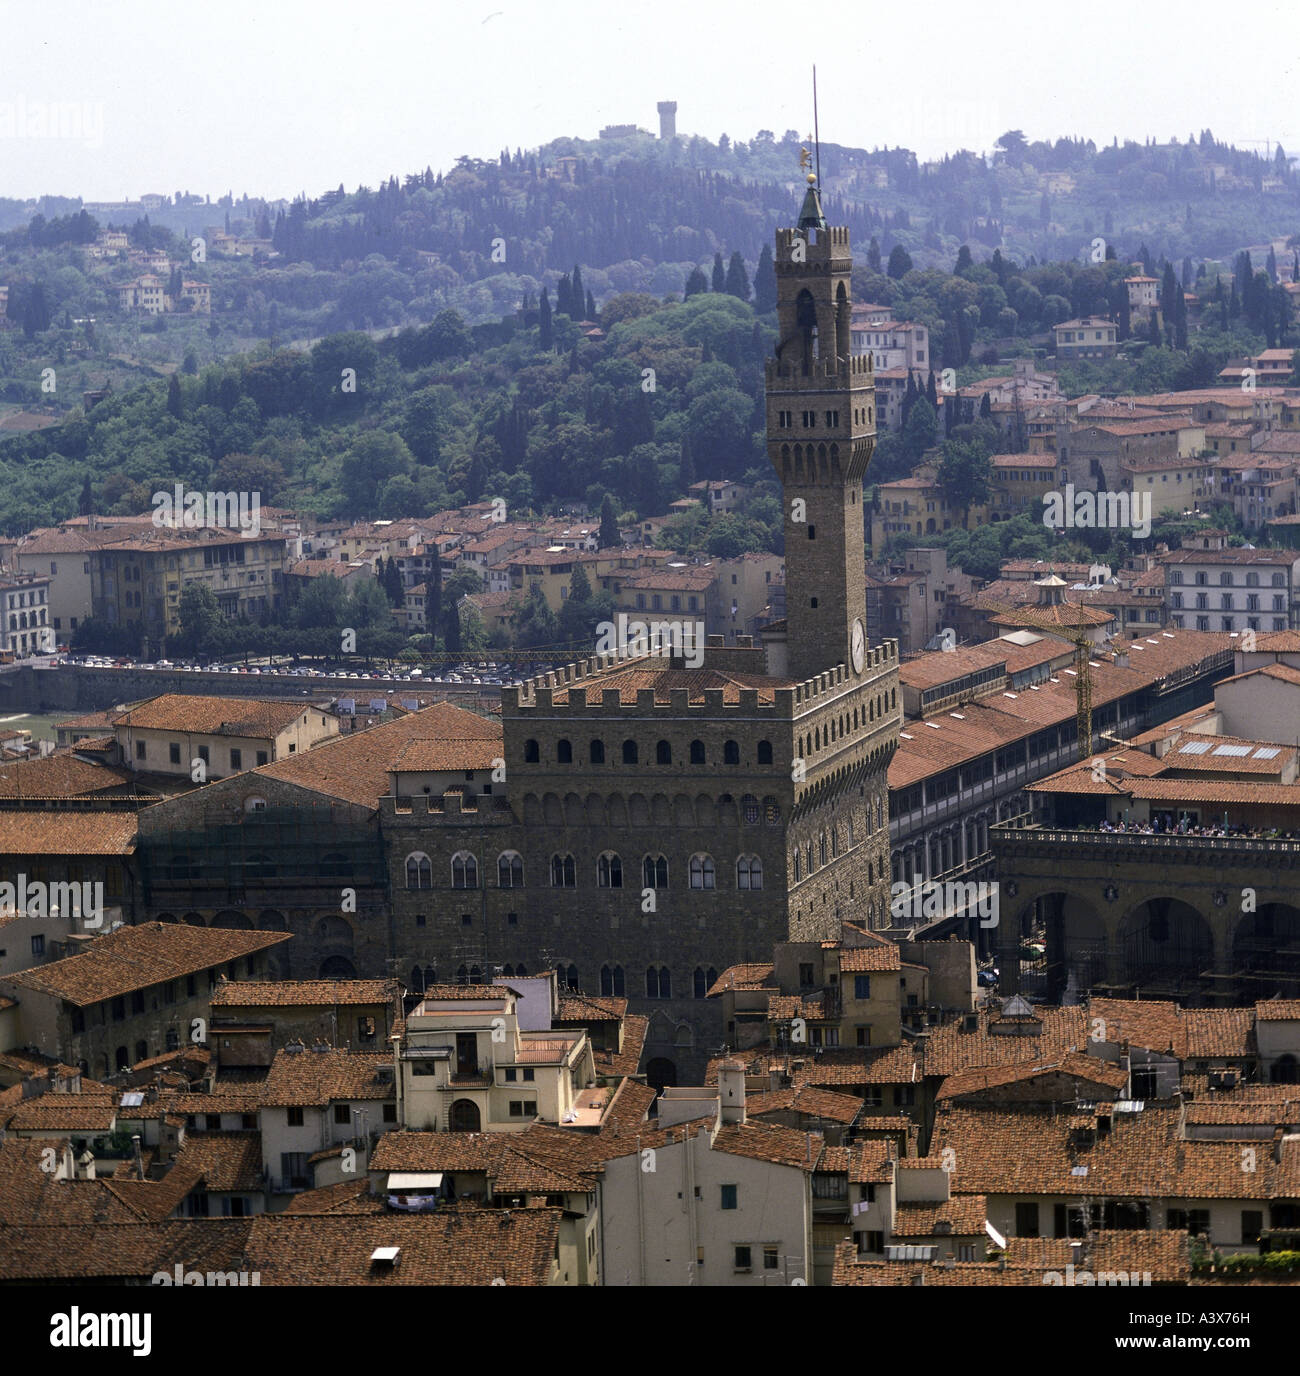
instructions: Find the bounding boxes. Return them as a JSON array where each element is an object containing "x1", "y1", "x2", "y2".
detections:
[{"x1": 1003, "y1": 580, "x2": 1103, "y2": 764}]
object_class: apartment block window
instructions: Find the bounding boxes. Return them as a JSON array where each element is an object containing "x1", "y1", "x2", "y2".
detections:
[
  {"x1": 31, "y1": 934, "x2": 44, "y2": 957},
  {"x1": 256, "y1": 751, "x2": 268, "y2": 766},
  {"x1": 763, "y1": 1246, "x2": 779, "y2": 1270},
  {"x1": 1015, "y1": 1202, "x2": 1040, "y2": 1238},
  {"x1": 334, "y1": 1104, "x2": 350, "y2": 1125},
  {"x1": 287, "y1": 1107, "x2": 305, "y2": 1127},
  {"x1": 230, "y1": 749, "x2": 242, "y2": 770},
  {"x1": 854, "y1": 975, "x2": 871, "y2": 1000},
  {"x1": 801, "y1": 411, "x2": 815, "y2": 428},
  {"x1": 504, "y1": 1067, "x2": 517, "y2": 1082},
  {"x1": 856, "y1": 1026, "x2": 871, "y2": 1046},
  {"x1": 136, "y1": 740, "x2": 146, "y2": 760},
  {"x1": 522, "y1": 1068, "x2": 534, "y2": 1082},
  {"x1": 733, "y1": 1245, "x2": 752, "y2": 1271},
  {"x1": 778, "y1": 410, "x2": 793, "y2": 428},
  {"x1": 720, "y1": 1184, "x2": 738, "y2": 1210},
  {"x1": 508, "y1": 1100, "x2": 537, "y2": 1118},
  {"x1": 169, "y1": 743, "x2": 181, "y2": 764}
]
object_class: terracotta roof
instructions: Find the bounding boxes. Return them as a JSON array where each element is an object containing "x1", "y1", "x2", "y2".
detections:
[
  {"x1": 113, "y1": 695, "x2": 325, "y2": 736},
  {"x1": 0, "y1": 1218, "x2": 254, "y2": 1282},
  {"x1": 242, "y1": 1209, "x2": 561, "y2": 1285},
  {"x1": 0, "y1": 811, "x2": 137, "y2": 856},
  {"x1": 594, "y1": 1012, "x2": 647, "y2": 1079},
  {"x1": 1256, "y1": 1000, "x2": 1300, "y2": 1021},
  {"x1": 932, "y1": 1102, "x2": 1300, "y2": 1201},
  {"x1": 4, "y1": 1094, "x2": 118, "y2": 1133},
  {"x1": 210, "y1": 979, "x2": 395, "y2": 1008},
  {"x1": 259, "y1": 1048, "x2": 394, "y2": 1107},
  {"x1": 891, "y1": 1194, "x2": 988, "y2": 1236},
  {"x1": 555, "y1": 993, "x2": 627, "y2": 1022},
  {"x1": 281, "y1": 1179, "x2": 385, "y2": 1214},
  {"x1": 255, "y1": 702, "x2": 501, "y2": 809},
  {"x1": 0, "y1": 753, "x2": 135, "y2": 799},
  {"x1": 746, "y1": 1086, "x2": 865, "y2": 1124},
  {"x1": 389, "y1": 736, "x2": 504, "y2": 773},
  {"x1": 707, "y1": 964, "x2": 776, "y2": 997},
  {"x1": 2, "y1": 923, "x2": 291, "y2": 1007},
  {"x1": 936, "y1": 1053, "x2": 1128, "y2": 1101}
]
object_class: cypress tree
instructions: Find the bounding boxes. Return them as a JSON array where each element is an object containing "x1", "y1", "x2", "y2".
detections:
[
  {"x1": 754, "y1": 243, "x2": 777, "y2": 312},
  {"x1": 684, "y1": 266, "x2": 708, "y2": 299},
  {"x1": 711, "y1": 252, "x2": 725, "y2": 293},
  {"x1": 585, "y1": 288, "x2": 596, "y2": 320},
  {"x1": 599, "y1": 494, "x2": 620, "y2": 549},
  {"x1": 78, "y1": 474, "x2": 93, "y2": 515},
  {"x1": 556, "y1": 272, "x2": 573, "y2": 317},
  {"x1": 571, "y1": 264, "x2": 584, "y2": 313},
  {"x1": 724, "y1": 250, "x2": 750, "y2": 301},
  {"x1": 539, "y1": 287, "x2": 553, "y2": 349},
  {"x1": 867, "y1": 237, "x2": 882, "y2": 274},
  {"x1": 926, "y1": 370, "x2": 938, "y2": 407}
]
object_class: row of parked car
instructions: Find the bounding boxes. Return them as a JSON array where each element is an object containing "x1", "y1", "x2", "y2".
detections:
[{"x1": 57, "y1": 655, "x2": 555, "y2": 686}]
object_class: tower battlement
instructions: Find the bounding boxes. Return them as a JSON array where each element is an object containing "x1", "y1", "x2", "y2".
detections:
[
  {"x1": 790, "y1": 640, "x2": 897, "y2": 715},
  {"x1": 774, "y1": 225, "x2": 851, "y2": 262},
  {"x1": 765, "y1": 353, "x2": 873, "y2": 389}
]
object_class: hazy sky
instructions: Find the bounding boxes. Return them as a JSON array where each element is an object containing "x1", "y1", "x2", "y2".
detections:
[{"x1": 4, "y1": 0, "x2": 1298, "y2": 203}]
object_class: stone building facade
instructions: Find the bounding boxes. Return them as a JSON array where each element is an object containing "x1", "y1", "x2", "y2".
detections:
[{"x1": 130, "y1": 190, "x2": 901, "y2": 1088}]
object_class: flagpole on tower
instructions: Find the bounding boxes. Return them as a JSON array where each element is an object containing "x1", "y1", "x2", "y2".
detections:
[{"x1": 812, "y1": 65, "x2": 821, "y2": 187}]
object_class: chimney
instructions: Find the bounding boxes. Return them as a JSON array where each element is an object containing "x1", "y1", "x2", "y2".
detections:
[
  {"x1": 717, "y1": 1059, "x2": 746, "y2": 1125},
  {"x1": 769, "y1": 1065, "x2": 783, "y2": 1093},
  {"x1": 75, "y1": 1148, "x2": 96, "y2": 1180},
  {"x1": 132, "y1": 1133, "x2": 145, "y2": 1181}
]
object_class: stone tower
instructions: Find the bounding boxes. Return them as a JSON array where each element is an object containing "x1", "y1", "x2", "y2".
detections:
[
  {"x1": 657, "y1": 101, "x2": 677, "y2": 140},
  {"x1": 765, "y1": 178, "x2": 876, "y2": 684}
]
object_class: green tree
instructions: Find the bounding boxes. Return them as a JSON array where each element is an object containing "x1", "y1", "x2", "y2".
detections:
[
  {"x1": 78, "y1": 474, "x2": 93, "y2": 516},
  {"x1": 724, "y1": 251, "x2": 750, "y2": 302},
  {"x1": 684, "y1": 266, "x2": 708, "y2": 299},
  {"x1": 599, "y1": 493, "x2": 620, "y2": 549},
  {"x1": 754, "y1": 243, "x2": 777, "y2": 313},
  {"x1": 887, "y1": 245, "x2": 913, "y2": 280},
  {"x1": 711, "y1": 252, "x2": 726, "y2": 293},
  {"x1": 937, "y1": 438, "x2": 993, "y2": 529},
  {"x1": 539, "y1": 287, "x2": 553, "y2": 350},
  {"x1": 176, "y1": 583, "x2": 222, "y2": 656},
  {"x1": 340, "y1": 431, "x2": 413, "y2": 513},
  {"x1": 514, "y1": 584, "x2": 557, "y2": 649},
  {"x1": 901, "y1": 396, "x2": 938, "y2": 463},
  {"x1": 166, "y1": 373, "x2": 183, "y2": 419},
  {"x1": 867, "y1": 238, "x2": 882, "y2": 274}
]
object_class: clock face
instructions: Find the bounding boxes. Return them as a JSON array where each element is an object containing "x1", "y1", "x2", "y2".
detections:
[{"x1": 851, "y1": 619, "x2": 865, "y2": 673}]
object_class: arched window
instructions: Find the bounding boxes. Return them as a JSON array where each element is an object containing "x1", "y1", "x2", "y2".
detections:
[
  {"x1": 590, "y1": 739, "x2": 605, "y2": 764},
  {"x1": 656, "y1": 740, "x2": 672, "y2": 765},
  {"x1": 524, "y1": 738, "x2": 540, "y2": 763},
  {"x1": 646, "y1": 965, "x2": 671, "y2": 998},
  {"x1": 424, "y1": 963, "x2": 435, "y2": 989},
  {"x1": 165, "y1": 1028, "x2": 179, "y2": 1052},
  {"x1": 689, "y1": 854, "x2": 716, "y2": 889},
  {"x1": 551, "y1": 853, "x2": 577, "y2": 888},
  {"x1": 694, "y1": 968, "x2": 707, "y2": 999},
  {"x1": 690, "y1": 740, "x2": 706, "y2": 764},
  {"x1": 742, "y1": 794, "x2": 759, "y2": 824},
  {"x1": 643, "y1": 854, "x2": 669, "y2": 889},
  {"x1": 738, "y1": 855, "x2": 763, "y2": 890},
  {"x1": 134, "y1": 1039, "x2": 148, "y2": 1063},
  {"x1": 405, "y1": 852, "x2": 432, "y2": 889},
  {"x1": 831, "y1": 827, "x2": 839, "y2": 858},
  {"x1": 623, "y1": 739, "x2": 639, "y2": 765},
  {"x1": 502, "y1": 964, "x2": 515, "y2": 977},
  {"x1": 456, "y1": 964, "x2": 469, "y2": 984},
  {"x1": 793, "y1": 853, "x2": 801, "y2": 881},
  {"x1": 557, "y1": 738, "x2": 573, "y2": 764},
  {"x1": 724, "y1": 740, "x2": 740, "y2": 765},
  {"x1": 601, "y1": 963, "x2": 626, "y2": 996},
  {"x1": 498, "y1": 852, "x2": 524, "y2": 888},
  {"x1": 451, "y1": 851, "x2": 478, "y2": 889},
  {"x1": 757, "y1": 740, "x2": 773, "y2": 765},
  {"x1": 597, "y1": 852, "x2": 623, "y2": 888},
  {"x1": 409, "y1": 964, "x2": 425, "y2": 993},
  {"x1": 557, "y1": 963, "x2": 578, "y2": 992},
  {"x1": 807, "y1": 843, "x2": 815, "y2": 872}
]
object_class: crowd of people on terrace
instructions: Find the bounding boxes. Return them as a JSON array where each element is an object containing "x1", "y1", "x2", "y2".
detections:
[{"x1": 1079, "y1": 816, "x2": 1300, "y2": 840}]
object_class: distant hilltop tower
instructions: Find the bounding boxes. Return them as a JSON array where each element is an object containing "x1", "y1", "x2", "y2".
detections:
[{"x1": 657, "y1": 101, "x2": 677, "y2": 140}]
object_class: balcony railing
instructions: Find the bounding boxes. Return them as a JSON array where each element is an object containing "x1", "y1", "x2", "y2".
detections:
[{"x1": 992, "y1": 823, "x2": 1300, "y2": 857}]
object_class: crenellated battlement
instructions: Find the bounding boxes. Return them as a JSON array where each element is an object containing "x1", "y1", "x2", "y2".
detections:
[
  {"x1": 790, "y1": 640, "x2": 898, "y2": 716},
  {"x1": 764, "y1": 353, "x2": 873, "y2": 389},
  {"x1": 774, "y1": 225, "x2": 851, "y2": 263}
]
